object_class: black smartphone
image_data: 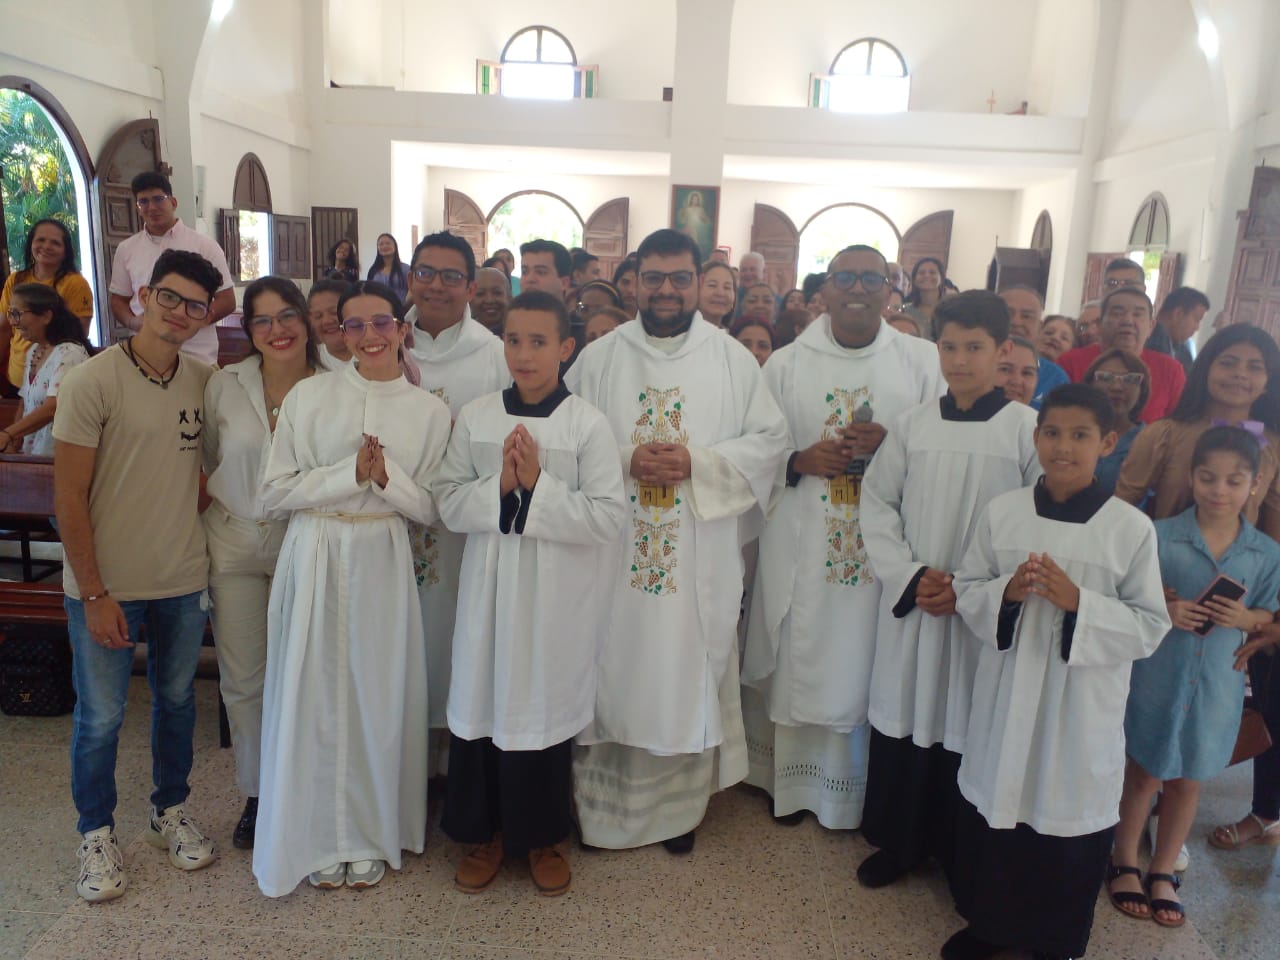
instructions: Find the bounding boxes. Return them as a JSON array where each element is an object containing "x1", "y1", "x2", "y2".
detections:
[{"x1": 1192, "y1": 574, "x2": 1247, "y2": 636}]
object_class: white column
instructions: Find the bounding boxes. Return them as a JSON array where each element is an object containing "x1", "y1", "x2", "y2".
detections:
[{"x1": 669, "y1": 0, "x2": 734, "y2": 189}]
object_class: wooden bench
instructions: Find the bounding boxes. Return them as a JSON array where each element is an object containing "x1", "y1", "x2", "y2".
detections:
[
  {"x1": 0, "y1": 399, "x2": 19, "y2": 431},
  {"x1": 0, "y1": 454, "x2": 61, "y2": 582},
  {"x1": 216, "y1": 321, "x2": 251, "y2": 368}
]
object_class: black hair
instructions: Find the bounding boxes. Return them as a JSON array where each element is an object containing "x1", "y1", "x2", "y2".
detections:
[
  {"x1": 1158, "y1": 286, "x2": 1210, "y2": 316},
  {"x1": 338, "y1": 280, "x2": 406, "y2": 322},
  {"x1": 730, "y1": 315, "x2": 775, "y2": 349},
  {"x1": 1171, "y1": 324, "x2": 1280, "y2": 430},
  {"x1": 635, "y1": 229, "x2": 703, "y2": 275},
  {"x1": 308, "y1": 278, "x2": 352, "y2": 302},
  {"x1": 10, "y1": 283, "x2": 92, "y2": 352},
  {"x1": 241, "y1": 276, "x2": 320, "y2": 371},
  {"x1": 802, "y1": 272, "x2": 826, "y2": 300},
  {"x1": 149, "y1": 249, "x2": 221, "y2": 299},
  {"x1": 829, "y1": 244, "x2": 888, "y2": 273},
  {"x1": 1037, "y1": 382, "x2": 1116, "y2": 435},
  {"x1": 412, "y1": 231, "x2": 477, "y2": 281},
  {"x1": 905, "y1": 257, "x2": 946, "y2": 307},
  {"x1": 933, "y1": 290, "x2": 1011, "y2": 343},
  {"x1": 577, "y1": 279, "x2": 623, "y2": 309},
  {"x1": 130, "y1": 171, "x2": 173, "y2": 196},
  {"x1": 482, "y1": 256, "x2": 503, "y2": 270},
  {"x1": 1084, "y1": 347, "x2": 1151, "y2": 424},
  {"x1": 21, "y1": 219, "x2": 78, "y2": 280},
  {"x1": 1100, "y1": 285, "x2": 1153, "y2": 320},
  {"x1": 520, "y1": 239, "x2": 572, "y2": 278},
  {"x1": 366, "y1": 233, "x2": 405, "y2": 284},
  {"x1": 612, "y1": 257, "x2": 638, "y2": 285},
  {"x1": 327, "y1": 238, "x2": 359, "y2": 273},
  {"x1": 701, "y1": 260, "x2": 734, "y2": 282},
  {"x1": 1191, "y1": 425, "x2": 1262, "y2": 475},
  {"x1": 1105, "y1": 257, "x2": 1145, "y2": 280},
  {"x1": 508, "y1": 289, "x2": 571, "y2": 340},
  {"x1": 571, "y1": 250, "x2": 600, "y2": 276}
]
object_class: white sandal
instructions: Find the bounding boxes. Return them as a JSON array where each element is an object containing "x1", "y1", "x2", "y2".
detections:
[{"x1": 1208, "y1": 813, "x2": 1280, "y2": 850}]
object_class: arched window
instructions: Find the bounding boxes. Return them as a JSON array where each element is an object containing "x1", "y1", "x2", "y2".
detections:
[
  {"x1": 494, "y1": 26, "x2": 582, "y2": 100},
  {"x1": 1126, "y1": 193, "x2": 1171, "y2": 302},
  {"x1": 231, "y1": 153, "x2": 272, "y2": 282},
  {"x1": 811, "y1": 39, "x2": 910, "y2": 113},
  {"x1": 797, "y1": 203, "x2": 900, "y2": 278},
  {"x1": 1031, "y1": 210, "x2": 1053, "y2": 253},
  {"x1": 487, "y1": 190, "x2": 583, "y2": 256}
]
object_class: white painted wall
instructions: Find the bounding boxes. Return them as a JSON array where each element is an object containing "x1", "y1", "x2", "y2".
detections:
[
  {"x1": 1012, "y1": 174, "x2": 1078, "y2": 312},
  {"x1": 204, "y1": 0, "x2": 307, "y2": 126}
]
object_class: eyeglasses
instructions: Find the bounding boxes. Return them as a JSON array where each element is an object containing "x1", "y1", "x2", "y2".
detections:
[
  {"x1": 5, "y1": 308, "x2": 36, "y2": 323},
  {"x1": 151, "y1": 286, "x2": 210, "y2": 321},
  {"x1": 135, "y1": 195, "x2": 172, "y2": 208},
  {"x1": 411, "y1": 265, "x2": 467, "y2": 287},
  {"x1": 247, "y1": 308, "x2": 304, "y2": 333},
  {"x1": 639, "y1": 270, "x2": 695, "y2": 291},
  {"x1": 1104, "y1": 277, "x2": 1144, "y2": 289},
  {"x1": 341, "y1": 315, "x2": 400, "y2": 336},
  {"x1": 828, "y1": 271, "x2": 889, "y2": 292},
  {"x1": 1091, "y1": 371, "x2": 1145, "y2": 386}
]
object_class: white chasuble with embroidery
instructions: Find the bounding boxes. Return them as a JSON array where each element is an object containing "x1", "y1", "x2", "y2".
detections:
[
  {"x1": 567, "y1": 315, "x2": 787, "y2": 754},
  {"x1": 405, "y1": 311, "x2": 510, "y2": 727},
  {"x1": 742, "y1": 319, "x2": 944, "y2": 731}
]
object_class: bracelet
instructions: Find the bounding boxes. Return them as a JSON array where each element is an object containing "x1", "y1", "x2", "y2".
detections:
[{"x1": 84, "y1": 589, "x2": 111, "y2": 602}]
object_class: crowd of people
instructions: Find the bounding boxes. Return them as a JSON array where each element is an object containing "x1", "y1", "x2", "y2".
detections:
[{"x1": 1, "y1": 170, "x2": 1278, "y2": 960}]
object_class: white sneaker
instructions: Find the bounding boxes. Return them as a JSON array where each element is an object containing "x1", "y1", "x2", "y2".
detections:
[
  {"x1": 146, "y1": 805, "x2": 216, "y2": 871},
  {"x1": 309, "y1": 862, "x2": 346, "y2": 889},
  {"x1": 1147, "y1": 815, "x2": 1191, "y2": 871},
  {"x1": 345, "y1": 859, "x2": 385, "y2": 889},
  {"x1": 76, "y1": 827, "x2": 126, "y2": 902}
]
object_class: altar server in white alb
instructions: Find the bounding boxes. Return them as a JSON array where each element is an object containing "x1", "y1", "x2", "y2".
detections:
[
  {"x1": 403, "y1": 232, "x2": 510, "y2": 771},
  {"x1": 253, "y1": 281, "x2": 451, "y2": 897},
  {"x1": 856, "y1": 291, "x2": 1040, "y2": 888},
  {"x1": 434, "y1": 291, "x2": 625, "y2": 897},
  {"x1": 944, "y1": 384, "x2": 1170, "y2": 960},
  {"x1": 569, "y1": 229, "x2": 788, "y2": 853},
  {"x1": 740, "y1": 245, "x2": 943, "y2": 831}
]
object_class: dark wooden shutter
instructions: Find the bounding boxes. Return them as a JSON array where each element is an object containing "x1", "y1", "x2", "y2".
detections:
[
  {"x1": 1153, "y1": 251, "x2": 1184, "y2": 314},
  {"x1": 270, "y1": 214, "x2": 310, "y2": 280},
  {"x1": 899, "y1": 210, "x2": 954, "y2": 278},
  {"x1": 444, "y1": 189, "x2": 487, "y2": 266},
  {"x1": 219, "y1": 209, "x2": 241, "y2": 282},
  {"x1": 233, "y1": 154, "x2": 272, "y2": 212},
  {"x1": 584, "y1": 198, "x2": 629, "y2": 280},
  {"x1": 749, "y1": 204, "x2": 799, "y2": 295},
  {"x1": 1225, "y1": 167, "x2": 1280, "y2": 340},
  {"x1": 1080, "y1": 252, "x2": 1127, "y2": 307},
  {"x1": 989, "y1": 247, "x2": 1049, "y2": 297},
  {"x1": 311, "y1": 207, "x2": 358, "y2": 280}
]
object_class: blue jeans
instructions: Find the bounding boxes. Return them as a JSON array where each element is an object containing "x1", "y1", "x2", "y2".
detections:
[{"x1": 67, "y1": 591, "x2": 208, "y2": 834}]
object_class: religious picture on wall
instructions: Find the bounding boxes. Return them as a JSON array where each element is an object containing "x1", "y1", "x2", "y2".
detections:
[{"x1": 671, "y1": 186, "x2": 719, "y2": 261}]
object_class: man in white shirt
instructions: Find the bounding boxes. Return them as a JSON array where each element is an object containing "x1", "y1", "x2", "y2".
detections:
[{"x1": 108, "y1": 172, "x2": 235, "y2": 366}]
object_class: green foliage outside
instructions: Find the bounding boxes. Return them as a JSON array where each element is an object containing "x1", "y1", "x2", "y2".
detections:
[
  {"x1": 488, "y1": 194, "x2": 583, "y2": 258},
  {"x1": 0, "y1": 89, "x2": 80, "y2": 273}
]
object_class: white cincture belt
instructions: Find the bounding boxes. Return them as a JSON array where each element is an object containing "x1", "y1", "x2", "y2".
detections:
[{"x1": 303, "y1": 510, "x2": 399, "y2": 522}]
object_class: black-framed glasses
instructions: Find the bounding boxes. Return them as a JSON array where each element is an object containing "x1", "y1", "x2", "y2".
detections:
[
  {"x1": 135, "y1": 194, "x2": 172, "y2": 208},
  {"x1": 1104, "y1": 277, "x2": 1144, "y2": 289},
  {"x1": 151, "y1": 286, "x2": 210, "y2": 321},
  {"x1": 828, "y1": 270, "x2": 889, "y2": 292},
  {"x1": 1091, "y1": 371, "x2": 1145, "y2": 386},
  {"x1": 639, "y1": 270, "x2": 695, "y2": 291},
  {"x1": 411, "y1": 265, "x2": 467, "y2": 287},
  {"x1": 5, "y1": 308, "x2": 36, "y2": 323},
  {"x1": 341, "y1": 315, "x2": 400, "y2": 336},
  {"x1": 247, "y1": 308, "x2": 304, "y2": 333}
]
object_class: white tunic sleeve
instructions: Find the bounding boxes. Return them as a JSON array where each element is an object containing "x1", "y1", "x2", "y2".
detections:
[
  {"x1": 522, "y1": 413, "x2": 627, "y2": 545},
  {"x1": 954, "y1": 502, "x2": 1019, "y2": 649},
  {"x1": 260, "y1": 391, "x2": 363, "y2": 511},
  {"x1": 861, "y1": 407, "x2": 925, "y2": 610},
  {"x1": 433, "y1": 405, "x2": 505, "y2": 535},
  {"x1": 201, "y1": 375, "x2": 222, "y2": 478},
  {"x1": 372, "y1": 401, "x2": 450, "y2": 524}
]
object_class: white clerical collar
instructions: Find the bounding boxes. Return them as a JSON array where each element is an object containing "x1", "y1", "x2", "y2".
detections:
[{"x1": 145, "y1": 218, "x2": 184, "y2": 243}]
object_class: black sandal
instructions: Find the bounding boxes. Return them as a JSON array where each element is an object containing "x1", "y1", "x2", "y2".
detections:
[
  {"x1": 1143, "y1": 871, "x2": 1185, "y2": 928},
  {"x1": 1105, "y1": 861, "x2": 1149, "y2": 920}
]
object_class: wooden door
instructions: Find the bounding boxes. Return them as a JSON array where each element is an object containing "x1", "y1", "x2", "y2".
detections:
[
  {"x1": 95, "y1": 118, "x2": 165, "y2": 334},
  {"x1": 584, "y1": 198, "x2": 629, "y2": 280},
  {"x1": 1224, "y1": 167, "x2": 1280, "y2": 341},
  {"x1": 311, "y1": 206, "x2": 358, "y2": 280},
  {"x1": 749, "y1": 204, "x2": 798, "y2": 295},
  {"x1": 444, "y1": 189, "x2": 487, "y2": 267},
  {"x1": 272, "y1": 214, "x2": 310, "y2": 280},
  {"x1": 1079, "y1": 252, "x2": 1127, "y2": 307},
  {"x1": 1153, "y1": 251, "x2": 1184, "y2": 313},
  {"x1": 898, "y1": 210, "x2": 953, "y2": 279}
]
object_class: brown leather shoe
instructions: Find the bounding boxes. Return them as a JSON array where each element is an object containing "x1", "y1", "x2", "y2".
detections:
[
  {"x1": 455, "y1": 836, "x2": 504, "y2": 893},
  {"x1": 529, "y1": 845, "x2": 571, "y2": 896}
]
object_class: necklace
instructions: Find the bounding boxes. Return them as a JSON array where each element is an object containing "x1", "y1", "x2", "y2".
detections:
[
  {"x1": 122, "y1": 340, "x2": 178, "y2": 389},
  {"x1": 28, "y1": 343, "x2": 49, "y2": 384}
]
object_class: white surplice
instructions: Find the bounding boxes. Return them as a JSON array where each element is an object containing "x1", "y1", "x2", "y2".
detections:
[
  {"x1": 953, "y1": 488, "x2": 1170, "y2": 836},
  {"x1": 433, "y1": 388, "x2": 625, "y2": 750},
  {"x1": 567, "y1": 314, "x2": 787, "y2": 847},
  {"x1": 252, "y1": 365, "x2": 451, "y2": 897},
  {"x1": 405, "y1": 309, "x2": 510, "y2": 729},
  {"x1": 860, "y1": 397, "x2": 1040, "y2": 752},
  {"x1": 739, "y1": 318, "x2": 942, "y2": 827}
]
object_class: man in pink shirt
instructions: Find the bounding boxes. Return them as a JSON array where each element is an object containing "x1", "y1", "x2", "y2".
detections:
[{"x1": 1056, "y1": 287, "x2": 1186, "y2": 423}]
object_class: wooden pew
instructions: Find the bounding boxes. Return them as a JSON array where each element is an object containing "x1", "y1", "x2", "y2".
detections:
[
  {"x1": 0, "y1": 454, "x2": 60, "y2": 582},
  {"x1": 216, "y1": 322, "x2": 251, "y2": 368},
  {"x1": 0, "y1": 399, "x2": 19, "y2": 431}
]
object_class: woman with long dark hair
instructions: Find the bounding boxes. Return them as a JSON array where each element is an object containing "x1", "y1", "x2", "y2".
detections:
[
  {"x1": 0, "y1": 283, "x2": 91, "y2": 454},
  {"x1": 902, "y1": 257, "x2": 946, "y2": 340},
  {"x1": 325, "y1": 238, "x2": 360, "y2": 284},
  {"x1": 366, "y1": 233, "x2": 411, "y2": 303},
  {"x1": 0, "y1": 218, "x2": 94, "y2": 393}
]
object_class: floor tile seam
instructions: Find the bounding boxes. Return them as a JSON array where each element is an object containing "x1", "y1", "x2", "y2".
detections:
[
  {"x1": 40, "y1": 911, "x2": 451, "y2": 944},
  {"x1": 804, "y1": 824, "x2": 841, "y2": 960}
]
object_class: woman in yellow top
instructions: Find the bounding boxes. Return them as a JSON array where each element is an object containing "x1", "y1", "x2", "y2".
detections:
[{"x1": 0, "y1": 219, "x2": 94, "y2": 390}]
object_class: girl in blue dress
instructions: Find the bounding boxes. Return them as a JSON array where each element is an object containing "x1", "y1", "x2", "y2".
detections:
[{"x1": 1108, "y1": 426, "x2": 1280, "y2": 928}]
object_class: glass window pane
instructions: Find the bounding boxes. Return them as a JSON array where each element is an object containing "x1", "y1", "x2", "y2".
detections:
[
  {"x1": 504, "y1": 29, "x2": 538, "y2": 62},
  {"x1": 238, "y1": 210, "x2": 271, "y2": 282},
  {"x1": 1129, "y1": 204, "x2": 1153, "y2": 247},
  {"x1": 868, "y1": 42, "x2": 905, "y2": 77},
  {"x1": 1151, "y1": 200, "x2": 1170, "y2": 246},
  {"x1": 828, "y1": 74, "x2": 909, "y2": 113},
  {"x1": 832, "y1": 41, "x2": 870, "y2": 76},
  {"x1": 501, "y1": 63, "x2": 575, "y2": 100},
  {"x1": 539, "y1": 30, "x2": 574, "y2": 63}
]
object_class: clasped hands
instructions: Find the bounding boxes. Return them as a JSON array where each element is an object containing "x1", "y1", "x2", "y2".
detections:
[
  {"x1": 793, "y1": 421, "x2": 887, "y2": 479},
  {"x1": 630, "y1": 443, "x2": 691, "y2": 486},
  {"x1": 1003, "y1": 553, "x2": 1080, "y2": 612},
  {"x1": 500, "y1": 424, "x2": 541, "y2": 496},
  {"x1": 355, "y1": 433, "x2": 389, "y2": 489}
]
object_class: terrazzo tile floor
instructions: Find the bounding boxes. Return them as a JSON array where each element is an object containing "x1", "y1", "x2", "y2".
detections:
[{"x1": 0, "y1": 674, "x2": 1274, "y2": 959}]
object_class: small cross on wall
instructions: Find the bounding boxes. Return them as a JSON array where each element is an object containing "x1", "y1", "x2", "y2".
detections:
[{"x1": 986, "y1": 90, "x2": 996, "y2": 113}]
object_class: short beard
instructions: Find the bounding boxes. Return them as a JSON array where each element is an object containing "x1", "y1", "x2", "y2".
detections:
[{"x1": 640, "y1": 306, "x2": 696, "y2": 338}]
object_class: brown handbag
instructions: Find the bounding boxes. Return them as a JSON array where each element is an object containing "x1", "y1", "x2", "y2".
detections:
[{"x1": 1229, "y1": 708, "x2": 1273, "y2": 766}]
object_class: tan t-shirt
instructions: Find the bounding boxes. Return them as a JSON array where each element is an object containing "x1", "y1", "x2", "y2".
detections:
[{"x1": 52, "y1": 344, "x2": 214, "y2": 601}]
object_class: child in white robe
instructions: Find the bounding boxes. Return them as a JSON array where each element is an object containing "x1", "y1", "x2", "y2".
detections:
[
  {"x1": 433, "y1": 291, "x2": 626, "y2": 896},
  {"x1": 947, "y1": 384, "x2": 1170, "y2": 960}
]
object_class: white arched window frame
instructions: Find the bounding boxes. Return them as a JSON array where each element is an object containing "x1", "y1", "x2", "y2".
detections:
[
  {"x1": 810, "y1": 38, "x2": 910, "y2": 114},
  {"x1": 476, "y1": 26, "x2": 599, "y2": 100}
]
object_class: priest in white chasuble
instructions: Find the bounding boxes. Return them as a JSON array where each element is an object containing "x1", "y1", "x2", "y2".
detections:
[
  {"x1": 740, "y1": 245, "x2": 944, "y2": 831},
  {"x1": 568, "y1": 229, "x2": 788, "y2": 852},
  {"x1": 403, "y1": 233, "x2": 510, "y2": 773}
]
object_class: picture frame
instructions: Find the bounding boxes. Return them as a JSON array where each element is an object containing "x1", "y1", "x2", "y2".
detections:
[{"x1": 670, "y1": 185, "x2": 720, "y2": 261}]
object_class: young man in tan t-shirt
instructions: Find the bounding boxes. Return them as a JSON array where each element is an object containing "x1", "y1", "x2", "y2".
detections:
[{"x1": 53, "y1": 248, "x2": 221, "y2": 902}]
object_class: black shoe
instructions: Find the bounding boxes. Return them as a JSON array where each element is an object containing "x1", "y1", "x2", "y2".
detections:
[
  {"x1": 768, "y1": 797, "x2": 806, "y2": 826},
  {"x1": 939, "y1": 928, "x2": 1001, "y2": 960},
  {"x1": 856, "y1": 848, "x2": 908, "y2": 888},
  {"x1": 233, "y1": 796, "x2": 258, "y2": 849},
  {"x1": 662, "y1": 830, "x2": 696, "y2": 854}
]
